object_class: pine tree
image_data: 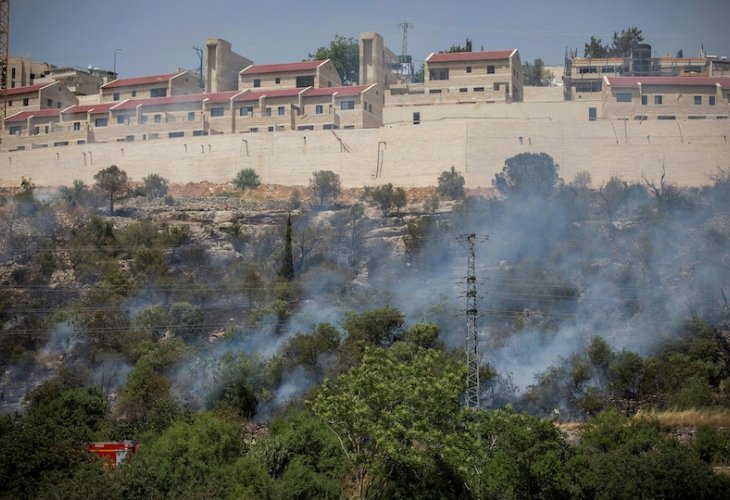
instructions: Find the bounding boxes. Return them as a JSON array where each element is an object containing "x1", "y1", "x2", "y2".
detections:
[{"x1": 279, "y1": 213, "x2": 295, "y2": 281}]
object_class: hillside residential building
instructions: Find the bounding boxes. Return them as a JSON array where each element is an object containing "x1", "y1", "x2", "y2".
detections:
[
  {"x1": 7, "y1": 56, "x2": 54, "y2": 89},
  {"x1": 100, "y1": 71, "x2": 200, "y2": 103},
  {"x1": 2, "y1": 83, "x2": 381, "y2": 150},
  {"x1": 601, "y1": 76, "x2": 730, "y2": 120},
  {"x1": 206, "y1": 38, "x2": 254, "y2": 93},
  {"x1": 564, "y1": 44, "x2": 730, "y2": 100},
  {"x1": 386, "y1": 49, "x2": 523, "y2": 106},
  {"x1": 239, "y1": 60, "x2": 341, "y2": 91}
]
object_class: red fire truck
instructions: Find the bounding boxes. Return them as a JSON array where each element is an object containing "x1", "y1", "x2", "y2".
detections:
[{"x1": 87, "y1": 441, "x2": 140, "y2": 466}]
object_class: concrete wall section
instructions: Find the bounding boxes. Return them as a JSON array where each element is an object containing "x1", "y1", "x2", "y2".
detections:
[{"x1": 3, "y1": 109, "x2": 728, "y2": 190}]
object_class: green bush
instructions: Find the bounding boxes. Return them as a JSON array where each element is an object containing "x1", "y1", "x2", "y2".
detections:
[{"x1": 233, "y1": 168, "x2": 261, "y2": 190}]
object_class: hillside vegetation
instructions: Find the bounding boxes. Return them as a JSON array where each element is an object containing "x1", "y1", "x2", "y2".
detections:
[{"x1": 1, "y1": 158, "x2": 730, "y2": 498}]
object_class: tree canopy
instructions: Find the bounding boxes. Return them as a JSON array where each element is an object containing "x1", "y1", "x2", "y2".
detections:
[
  {"x1": 584, "y1": 27, "x2": 644, "y2": 57},
  {"x1": 94, "y1": 165, "x2": 128, "y2": 215},
  {"x1": 309, "y1": 35, "x2": 359, "y2": 85},
  {"x1": 309, "y1": 170, "x2": 342, "y2": 207},
  {"x1": 493, "y1": 153, "x2": 563, "y2": 198}
]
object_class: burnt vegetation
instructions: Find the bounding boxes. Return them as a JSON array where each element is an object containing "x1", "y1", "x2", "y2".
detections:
[{"x1": 1, "y1": 158, "x2": 730, "y2": 497}]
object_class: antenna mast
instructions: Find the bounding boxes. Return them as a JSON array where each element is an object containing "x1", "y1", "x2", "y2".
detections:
[
  {"x1": 458, "y1": 233, "x2": 487, "y2": 410},
  {"x1": 396, "y1": 20, "x2": 413, "y2": 82}
]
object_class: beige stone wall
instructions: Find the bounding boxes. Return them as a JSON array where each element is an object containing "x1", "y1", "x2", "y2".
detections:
[
  {"x1": 40, "y1": 84, "x2": 79, "y2": 109},
  {"x1": 240, "y1": 61, "x2": 341, "y2": 91},
  {"x1": 205, "y1": 38, "x2": 253, "y2": 93},
  {"x1": 4, "y1": 101, "x2": 728, "y2": 190}
]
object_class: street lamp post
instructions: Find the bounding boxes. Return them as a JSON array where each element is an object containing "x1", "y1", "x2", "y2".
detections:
[{"x1": 113, "y1": 48, "x2": 122, "y2": 78}]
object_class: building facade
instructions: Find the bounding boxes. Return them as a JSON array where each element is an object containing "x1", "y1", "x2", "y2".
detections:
[{"x1": 601, "y1": 76, "x2": 730, "y2": 120}]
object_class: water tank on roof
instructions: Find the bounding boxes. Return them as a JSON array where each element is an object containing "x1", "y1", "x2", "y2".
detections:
[{"x1": 631, "y1": 44, "x2": 652, "y2": 75}]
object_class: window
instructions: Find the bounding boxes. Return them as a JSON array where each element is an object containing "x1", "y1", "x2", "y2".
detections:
[
  {"x1": 466, "y1": 66, "x2": 472, "y2": 73},
  {"x1": 688, "y1": 115, "x2": 706, "y2": 120},
  {"x1": 94, "y1": 117, "x2": 108, "y2": 127},
  {"x1": 278, "y1": 106, "x2": 285, "y2": 116},
  {"x1": 369, "y1": 103, "x2": 373, "y2": 113},
  {"x1": 265, "y1": 107, "x2": 272, "y2": 116},
  {"x1": 117, "y1": 115, "x2": 126, "y2": 124},
  {"x1": 126, "y1": 135, "x2": 135, "y2": 142},
  {"x1": 268, "y1": 126, "x2": 274, "y2": 132},
  {"x1": 210, "y1": 107, "x2": 224, "y2": 117},
  {"x1": 616, "y1": 93, "x2": 632, "y2": 103},
  {"x1": 113, "y1": 93, "x2": 120, "y2": 101},
  {"x1": 588, "y1": 107, "x2": 597, "y2": 121},
  {"x1": 657, "y1": 115, "x2": 676, "y2": 120},
  {"x1": 474, "y1": 87, "x2": 484, "y2": 92},
  {"x1": 694, "y1": 95, "x2": 702, "y2": 105},
  {"x1": 150, "y1": 88, "x2": 167, "y2": 97},
  {"x1": 709, "y1": 95, "x2": 716, "y2": 106},
  {"x1": 429, "y1": 69, "x2": 449, "y2": 80},
  {"x1": 275, "y1": 77, "x2": 281, "y2": 84},
  {"x1": 47, "y1": 98, "x2": 53, "y2": 107},
  {"x1": 429, "y1": 89, "x2": 442, "y2": 94},
  {"x1": 340, "y1": 100, "x2": 355, "y2": 110},
  {"x1": 57, "y1": 102, "x2": 62, "y2": 109},
  {"x1": 296, "y1": 75, "x2": 314, "y2": 87},
  {"x1": 9, "y1": 125, "x2": 21, "y2": 135},
  {"x1": 654, "y1": 95, "x2": 663, "y2": 105},
  {"x1": 413, "y1": 112, "x2": 420, "y2": 125},
  {"x1": 53, "y1": 141, "x2": 69, "y2": 147},
  {"x1": 576, "y1": 81, "x2": 601, "y2": 92},
  {"x1": 154, "y1": 114, "x2": 162, "y2": 123},
  {"x1": 459, "y1": 88, "x2": 468, "y2": 93},
  {"x1": 73, "y1": 122, "x2": 81, "y2": 131},
  {"x1": 641, "y1": 95, "x2": 648, "y2": 105},
  {"x1": 249, "y1": 127, "x2": 259, "y2": 132},
  {"x1": 193, "y1": 130, "x2": 208, "y2": 136},
  {"x1": 140, "y1": 116, "x2": 148, "y2": 124},
  {"x1": 487, "y1": 65, "x2": 495, "y2": 74},
  {"x1": 239, "y1": 106, "x2": 253, "y2": 116},
  {"x1": 168, "y1": 131, "x2": 184, "y2": 138},
  {"x1": 23, "y1": 98, "x2": 29, "y2": 106},
  {"x1": 131, "y1": 90, "x2": 137, "y2": 97},
  {"x1": 188, "y1": 111, "x2": 196, "y2": 121},
  {"x1": 315, "y1": 104, "x2": 323, "y2": 115},
  {"x1": 253, "y1": 79, "x2": 261, "y2": 88}
]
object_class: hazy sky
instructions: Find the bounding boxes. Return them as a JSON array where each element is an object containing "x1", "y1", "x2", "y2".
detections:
[{"x1": 12, "y1": 0, "x2": 730, "y2": 78}]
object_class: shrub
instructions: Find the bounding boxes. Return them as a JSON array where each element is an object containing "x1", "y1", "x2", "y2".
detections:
[
  {"x1": 436, "y1": 166, "x2": 465, "y2": 199},
  {"x1": 233, "y1": 168, "x2": 261, "y2": 190},
  {"x1": 143, "y1": 173, "x2": 169, "y2": 199}
]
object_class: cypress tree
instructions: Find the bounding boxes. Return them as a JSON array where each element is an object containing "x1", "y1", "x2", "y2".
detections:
[{"x1": 279, "y1": 213, "x2": 294, "y2": 281}]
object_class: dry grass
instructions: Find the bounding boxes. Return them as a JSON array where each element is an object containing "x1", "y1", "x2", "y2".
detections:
[{"x1": 634, "y1": 408, "x2": 730, "y2": 428}]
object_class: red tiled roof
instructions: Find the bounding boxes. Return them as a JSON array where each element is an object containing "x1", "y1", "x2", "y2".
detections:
[
  {"x1": 240, "y1": 60, "x2": 325, "y2": 75},
  {"x1": 606, "y1": 76, "x2": 730, "y2": 88},
  {"x1": 204, "y1": 90, "x2": 244, "y2": 104},
  {"x1": 111, "y1": 93, "x2": 209, "y2": 111},
  {"x1": 63, "y1": 103, "x2": 121, "y2": 114},
  {"x1": 234, "y1": 87, "x2": 309, "y2": 102},
  {"x1": 305, "y1": 85, "x2": 373, "y2": 97},
  {"x1": 5, "y1": 109, "x2": 61, "y2": 122},
  {"x1": 6, "y1": 84, "x2": 46, "y2": 96},
  {"x1": 426, "y1": 50, "x2": 515, "y2": 64},
  {"x1": 101, "y1": 72, "x2": 181, "y2": 89}
]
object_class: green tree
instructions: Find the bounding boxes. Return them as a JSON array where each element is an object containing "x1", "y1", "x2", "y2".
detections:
[
  {"x1": 610, "y1": 27, "x2": 644, "y2": 57},
  {"x1": 309, "y1": 35, "x2": 359, "y2": 85},
  {"x1": 436, "y1": 166, "x2": 466, "y2": 199},
  {"x1": 118, "y1": 413, "x2": 243, "y2": 498},
  {"x1": 279, "y1": 213, "x2": 295, "y2": 281},
  {"x1": 493, "y1": 152, "x2": 562, "y2": 198},
  {"x1": 59, "y1": 179, "x2": 94, "y2": 208},
  {"x1": 233, "y1": 168, "x2": 261, "y2": 191},
  {"x1": 94, "y1": 165, "x2": 128, "y2": 215},
  {"x1": 364, "y1": 183, "x2": 407, "y2": 216},
  {"x1": 445, "y1": 38, "x2": 473, "y2": 53},
  {"x1": 142, "y1": 173, "x2": 169, "y2": 199},
  {"x1": 584, "y1": 36, "x2": 609, "y2": 57},
  {"x1": 309, "y1": 170, "x2": 342, "y2": 207},
  {"x1": 522, "y1": 58, "x2": 554, "y2": 86},
  {"x1": 312, "y1": 343, "x2": 464, "y2": 499},
  {"x1": 169, "y1": 301, "x2": 205, "y2": 340}
]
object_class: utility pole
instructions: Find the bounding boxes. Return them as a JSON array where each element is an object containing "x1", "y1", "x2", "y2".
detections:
[
  {"x1": 458, "y1": 233, "x2": 487, "y2": 410},
  {"x1": 192, "y1": 46, "x2": 204, "y2": 89}
]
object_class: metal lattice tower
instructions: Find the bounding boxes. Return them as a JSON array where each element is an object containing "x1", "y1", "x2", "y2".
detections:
[
  {"x1": 397, "y1": 20, "x2": 412, "y2": 65},
  {"x1": 459, "y1": 233, "x2": 487, "y2": 410},
  {"x1": 0, "y1": 0, "x2": 9, "y2": 133}
]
